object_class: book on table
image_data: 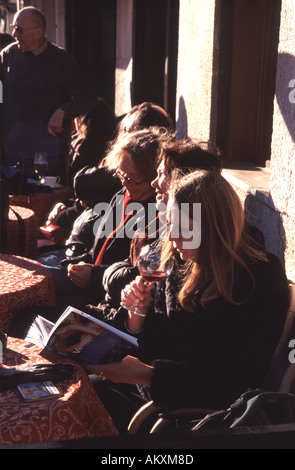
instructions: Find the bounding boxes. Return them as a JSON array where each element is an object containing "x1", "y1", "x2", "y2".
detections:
[{"x1": 25, "y1": 306, "x2": 138, "y2": 364}]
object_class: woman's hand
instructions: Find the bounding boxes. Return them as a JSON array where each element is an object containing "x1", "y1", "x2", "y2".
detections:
[
  {"x1": 87, "y1": 355, "x2": 154, "y2": 387},
  {"x1": 121, "y1": 276, "x2": 153, "y2": 333},
  {"x1": 67, "y1": 262, "x2": 92, "y2": 288},
  {"x1": 121, "y1": 276, "x2": 152, "y2": 315}
]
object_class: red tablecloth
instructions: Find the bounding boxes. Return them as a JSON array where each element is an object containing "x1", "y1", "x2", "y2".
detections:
[
  {"x1": 6, "y1": 206, "x2": 37, "y2": 259},
  {"x1": 0, "y1": 255, "x2": 56, "y2": 332},
  {"x1": 9, "y1": 186, "x2": 73, "y2": 227},
  {"x1": 0, "y1": 338, "x2": 118, "y2": 445}
]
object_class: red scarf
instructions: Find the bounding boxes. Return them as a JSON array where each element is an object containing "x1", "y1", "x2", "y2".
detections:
[{"x1": 94, "y1": 193, "x2": 133, "y2": 265}]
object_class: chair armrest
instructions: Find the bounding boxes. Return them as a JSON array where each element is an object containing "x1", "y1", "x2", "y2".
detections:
[
  {"x1": 128, "y1": 401, "x2": 161, "y2": 434},
  {"x1": 128, "y1": 401, "x2": 215, "y2": 434}
]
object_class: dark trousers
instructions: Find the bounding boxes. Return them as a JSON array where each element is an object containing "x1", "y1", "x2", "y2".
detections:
[{"x1": 90, "y1": 377, "x2": 148, "y2": 434}]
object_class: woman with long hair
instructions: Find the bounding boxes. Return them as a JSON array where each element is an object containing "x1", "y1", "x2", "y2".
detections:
[
  {"x1": 88, "y1": 170, "x2": 290, "y2": 432},
  {"x1": 100, "y1": 138, "x2": 223, "y2": 309}
]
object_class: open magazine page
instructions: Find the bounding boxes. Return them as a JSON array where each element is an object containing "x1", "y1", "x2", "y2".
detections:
[
  {"x1": 42, "y1": 306, "x2": 138, "y2": 364},
  {"x1": 25, "y1": 316, "x2": 55, "y2": 349}
]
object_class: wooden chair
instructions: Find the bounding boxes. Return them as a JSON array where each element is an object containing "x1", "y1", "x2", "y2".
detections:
[
  {"x1": 128, "y1": 284, "x2": 295, "y2": 435},
  {"x1": 127, "y1": 401, "x2": 215, "y2": 434}
]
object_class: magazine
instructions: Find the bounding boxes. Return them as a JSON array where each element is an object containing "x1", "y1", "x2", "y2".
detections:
[
  {"x1": 25, "y1": 306, "x2": 138, "y2": 364},
  {"x1": 26, "y1": 315, "x2": 55, "y2": 349}
]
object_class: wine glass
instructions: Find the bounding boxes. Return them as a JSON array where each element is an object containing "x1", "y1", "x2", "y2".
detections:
[
  {"x1": 137, "y1": 245, "x2": 174, "y2": 284},
  {"x1": 33, "y1": 152, "x2": 48, "y2": 183},
  {"x1": 121, "y1": 244, "x2": 174, "y2": 314}
]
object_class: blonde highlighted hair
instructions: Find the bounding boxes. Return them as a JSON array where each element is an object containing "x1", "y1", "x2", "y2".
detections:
[
  {"x1": 162, "y1": 170, "x2": 267, "y2": 311},
  {"x1": 104, "y1": 127, "x2": 173, "y2": 183}
]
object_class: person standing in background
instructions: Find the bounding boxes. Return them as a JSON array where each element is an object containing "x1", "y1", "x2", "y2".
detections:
[{"x1": 0, "y1": 6, "x2": 97, "y2": 181}]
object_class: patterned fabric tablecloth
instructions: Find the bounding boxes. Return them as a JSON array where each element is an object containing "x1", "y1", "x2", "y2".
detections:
[
  {"x1": 6, "y1": 206, "x2": 37, "y2": 259},
  {"x1": 0, "y1": 255, "x2": 56, "y2": 332},
  {"x1": 0, "y1": 338, "x2": 118, "y2": 445},
  {"x1": 9, "y1": 186, "x2": 73, "y2": 227}
]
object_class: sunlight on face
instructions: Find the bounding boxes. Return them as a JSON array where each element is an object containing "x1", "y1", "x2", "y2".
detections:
[
  {"x1": 151, "y1": 160, "x2": 172, "y2": 211},
  {"x1": 117, "y1": 152, "x2": 154, "y2": 201}
]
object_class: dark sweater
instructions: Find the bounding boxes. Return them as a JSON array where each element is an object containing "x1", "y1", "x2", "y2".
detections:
[
  {"x1": 1, "y1": 41, "x2": 96, "y2": 173},
  {"x1": 113, "y1": 252, "x2": 290, "y2": 410}
]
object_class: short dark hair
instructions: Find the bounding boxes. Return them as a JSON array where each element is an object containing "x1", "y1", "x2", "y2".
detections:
[
  {"x1": 158, "y1": 138, "x2": 222, "y2": 174},
  {"x1": 119, "y1": 102, "x2": 174, "y2": 133}
]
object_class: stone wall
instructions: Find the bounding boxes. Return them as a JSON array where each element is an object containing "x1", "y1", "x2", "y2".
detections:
[
  {"x1": 223, "y1": 171, "x2": 288, "y2": 271},
  {"x1": 270, "y1": 0, "x2": 295, "y2": 281},
  {"x1": 176, "y1": 0, "x2": 294, "y2": 281},
  {"x1": 115, "y1": 0, "x2": 134, "y2": 117},
  {"x1": 175, "y1": 0, "x2": 216, "y2": 141}
]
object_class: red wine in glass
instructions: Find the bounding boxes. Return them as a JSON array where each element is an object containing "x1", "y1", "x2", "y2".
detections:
[
  {"x1": 140, "y1": 271, "x2": 168, "y2": 284},
  {"x1": 137, "y1": 245, "x2": 174, "y2": 285},
  {"x1": 120, "y1": 245, "x2": 174, "y2": 314}
]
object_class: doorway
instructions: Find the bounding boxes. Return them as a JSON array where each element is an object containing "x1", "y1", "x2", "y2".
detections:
[
  {"x1": 133, "y1": 0, "x2": 179, "y2": 123},
  {"x1": 214, "y1": 0, "x2": 282, "y2": 165},
  {"x1": 65, "y1": 0, "x2": 116, "y2": 109}
]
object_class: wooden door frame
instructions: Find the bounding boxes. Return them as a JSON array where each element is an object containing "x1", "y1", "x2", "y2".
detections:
[{"x1": 212, "y1": 0, "x2": 281, "y2": 165}]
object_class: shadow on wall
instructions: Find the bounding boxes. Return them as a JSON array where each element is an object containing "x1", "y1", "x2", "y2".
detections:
[
  {"x1": 176, "y1": 95, "x2": 188, "y2": 139},
  {"x1": 244, "y1": 192, "x2": 287, "y2": 271},
  {"x1": 275, "y1": 53, "x2": 295, "y2": 143}
]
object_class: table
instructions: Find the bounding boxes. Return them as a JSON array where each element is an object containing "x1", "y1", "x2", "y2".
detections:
[
  {"x1": 6, "y1": 206, "x2": 37, "y2": 259},
  {"x1": 0, "y1": 338, "x2": 118, "y2": 445},
  {"x1": 0, "y1": 255, "x2": 56, "y2": 332},
  {"x1": 9, "y1": 185, "x2": 73, "y2": 227}
]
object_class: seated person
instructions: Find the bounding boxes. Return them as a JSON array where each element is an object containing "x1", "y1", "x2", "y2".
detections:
[
  {"x1": 8, "y1": 128, "x2": 169, "y2": 339},
  {"x1": 117, "y1": 101, "x2": 174, "y2": 135},
  {"x1": 99, "y1": 138, "x2": 223, "y2": 311},
  {"x1": 86, "y1": 170, "x2": 290, "y2": 434},
  {"x1": 40, "y1": 163, "x2": 122, "y2": 244},
  {"x1": 69, "y1": 97, "x2": 116, "y2": 182},
  {"x1": 42, "y1": 97, "x2": 117, "y2": 231},
  {"x1": 47, "y1": 101, "x2": 174, "y2": 231},
  {"x1": 99, "y1": 138, "x2": 265, "y2": 314},
  {"x1": 38, "y1": 127, "x2": 169, "y2": 309}
]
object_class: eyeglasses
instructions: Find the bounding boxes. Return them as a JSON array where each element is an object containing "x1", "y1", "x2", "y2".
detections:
[
  {"x1": 10, "y1": 24, "x2": 40, "y2": 35},
  {"x1": 115, "y1": 168, "x2": 146, "y2": 186}
]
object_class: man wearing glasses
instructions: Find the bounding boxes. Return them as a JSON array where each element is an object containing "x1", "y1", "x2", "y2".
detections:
[{"x1": 0, "y1": 6, "x2": 96, "y2": 180}]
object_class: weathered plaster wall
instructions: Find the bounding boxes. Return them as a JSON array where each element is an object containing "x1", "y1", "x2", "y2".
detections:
[
  {"x1": 223, "y1": 171, "x2": 288, "y2": 270},
  {"x1": 175, "y1": 0, "x2": 216, "y2": 141},
  {"x1": 270, "y1": 0, "x2": 295, "y2": 281},
  {"x1": 216, "y1": 0, "x2": 295, "y2": 282},
  {"x1": 115, "y1": 0, "x2": 134, "y2": 117}
]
